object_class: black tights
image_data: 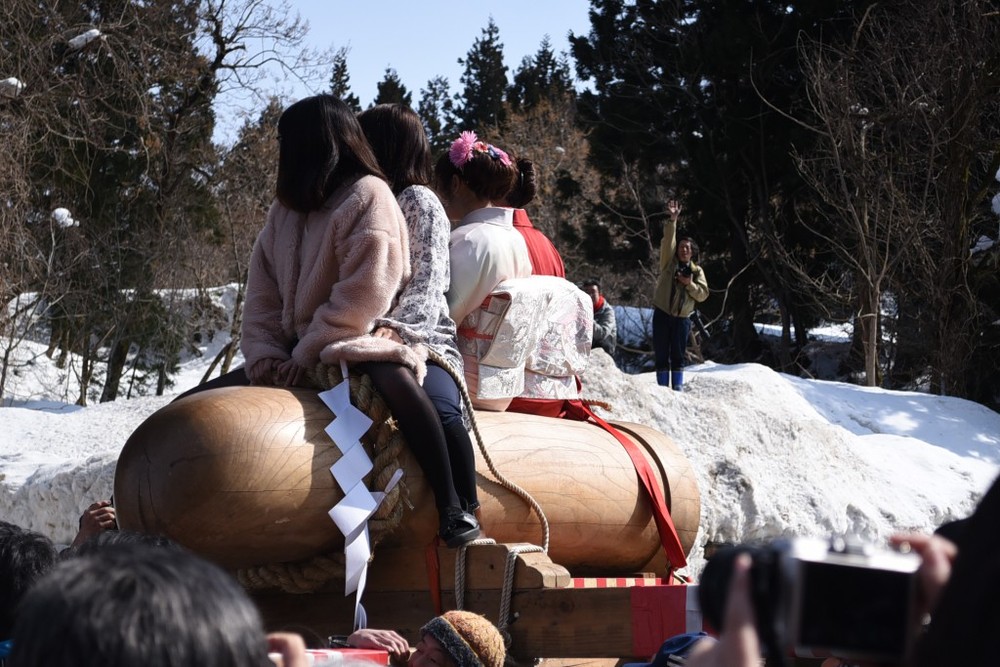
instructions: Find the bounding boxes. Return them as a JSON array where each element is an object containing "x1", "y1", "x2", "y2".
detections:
[{"x1": 358, "y1": 361, "x2": 463, "y2": 513}]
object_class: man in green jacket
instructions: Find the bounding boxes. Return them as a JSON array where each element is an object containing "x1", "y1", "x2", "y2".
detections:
[{"x1": 652, "y1": 200, "x2": 709, "y2": 390}]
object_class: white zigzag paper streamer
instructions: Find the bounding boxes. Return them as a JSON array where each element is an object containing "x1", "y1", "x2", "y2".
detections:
[{"x1": 319, "y1": 360, "x2": 403, "y2": 630}]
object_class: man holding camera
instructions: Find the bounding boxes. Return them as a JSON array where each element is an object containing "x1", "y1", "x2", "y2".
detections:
[{"x1": 652, "y1": 200, "x2": 709, "y2": 391}]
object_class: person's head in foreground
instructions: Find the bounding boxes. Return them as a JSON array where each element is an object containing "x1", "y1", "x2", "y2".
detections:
[
  {"x1": 409, "y1": 611, "x2": 505, "y2": 667},
  {"x1": 0, "y1": 525, "x2": 58, "y2": 640},
  {"x1": 9, "y1": 544, "x2": 270, "y2": 667}
]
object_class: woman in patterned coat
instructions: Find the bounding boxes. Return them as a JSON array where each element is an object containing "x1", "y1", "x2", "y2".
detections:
[{"x1": 358, "y1": 104, "x2": 481, "y2": 545}]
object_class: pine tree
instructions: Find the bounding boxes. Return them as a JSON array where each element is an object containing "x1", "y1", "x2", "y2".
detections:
[
  {"x1": 418, "y1": 76, "x2": 456, "y2": 154},
  {"x1": 570, "y1": 0, "x2": 866, "y2": 364},
  {"x1": 373, "y1": 67, "x2": 412, "y2": 107},
  {"x1": 455, "y1": 18, "x2": 508, "y2": 130},
  {"x1": 329, "y1": 47, "x2": 361, "y2": 112},
  {"x1": 508, "y1": 36, "x2": 573, "y2": 111}
]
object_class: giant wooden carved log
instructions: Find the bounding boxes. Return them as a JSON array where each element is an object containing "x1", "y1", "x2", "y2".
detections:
[{"x1": 114, "y1": 385, "x2": 700, "y2": 577}]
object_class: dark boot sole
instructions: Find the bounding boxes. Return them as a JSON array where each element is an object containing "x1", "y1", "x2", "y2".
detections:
[{"x1": 443, "y1": 525, "x2": 481, "y2": 548}]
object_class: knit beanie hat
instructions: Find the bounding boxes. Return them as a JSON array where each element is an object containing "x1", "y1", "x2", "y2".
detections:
[{"x1": 420, "y1": 611, "x2": 506, "y2": 667}]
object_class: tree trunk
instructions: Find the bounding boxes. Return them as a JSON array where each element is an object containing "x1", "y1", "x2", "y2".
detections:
[
  {"x1": 77, "y1": 345, "x2": 93, "y2": 407},
  {"x1": 858, "y1": 281, "x2": 881, "y2": 387},
  {"x1": 777, "y1": 298, "x2": 794, "y2": 372},
  {"x1": 222, "y1": 278, "x2": 246, "y2": 374},
  {"x1": 100, "y1": 338, "x2": 131, "y2": 403},
  {"x1": 157, "y1": 362, "x2": 169, "y2": 396},
  {"x1": 0, "y1": 345, "x2": 11, "y2": 402},
  {"x1": 728, "y1": 236, "x2": 762, "y2": 361}
]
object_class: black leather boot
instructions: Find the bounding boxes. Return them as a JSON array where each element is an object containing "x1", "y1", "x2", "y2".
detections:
[{"x1": 439, "y1": 506, "x2": 481, "y2": 548}]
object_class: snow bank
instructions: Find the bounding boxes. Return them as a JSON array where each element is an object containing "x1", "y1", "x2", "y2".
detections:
[
  {"x1": 580, "y1": 354, "x2": 997, "y2": 573},
  {"x1": 1, "y1": 394, "x2": 168, "y2": 540}
]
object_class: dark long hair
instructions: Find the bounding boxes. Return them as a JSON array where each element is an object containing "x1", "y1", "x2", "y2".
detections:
[
  {"x1": 275, "y1": 95, "x2": 386, "y2": 212},
  {"x1": 357, "y1": 104, "x2": 432, "y2": 195}
]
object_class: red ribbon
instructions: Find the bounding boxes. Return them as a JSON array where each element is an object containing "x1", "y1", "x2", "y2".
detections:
[{"x1": 508, "y1": 396, "x2": 687, "y2": 574}]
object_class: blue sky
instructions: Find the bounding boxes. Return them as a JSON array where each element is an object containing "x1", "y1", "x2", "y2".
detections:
[
  {"x1": 215, "y1": 1, "x2": 593, "y2": 142},
  {"x1": 292, "y1": 0, "x2": 593, "y2": 105}
]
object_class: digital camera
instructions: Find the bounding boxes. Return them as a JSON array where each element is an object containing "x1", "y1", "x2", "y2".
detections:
[
  {"x1": 698, "y1": 536, "x2": 921, "y2": 665},
  {"x1": 675, "y1": 264, "x2": 693, "y2": 278}
]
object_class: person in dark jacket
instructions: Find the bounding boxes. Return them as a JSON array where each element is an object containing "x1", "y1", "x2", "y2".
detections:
[{"x1": 582, "y1": 278, "x2": 617, "y2": 355}]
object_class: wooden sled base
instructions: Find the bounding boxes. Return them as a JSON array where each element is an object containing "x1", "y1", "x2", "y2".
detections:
[{"x1": 253, "y1": 541, "x2": 694, "y2": 662}]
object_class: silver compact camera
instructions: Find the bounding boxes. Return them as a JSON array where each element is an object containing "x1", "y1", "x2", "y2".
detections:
[{"x1": 699, "y1": 536, "x2": 921, "y2": 665}]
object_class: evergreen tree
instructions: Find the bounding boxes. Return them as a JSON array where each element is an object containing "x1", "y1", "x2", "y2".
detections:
[
  {"x1": 373, "y1": 67, "x2": 412, "y2": 107},
  {"x1": 455, "y1": 18, "x2": 508, "y2": 129},
  {"x1": 508, "y1": 36, "x2": 574, "y2": 111},
  {"x1": 329, "y1": 47, "x2": 361, "y2": 111},
  {"x1": 418, "y1": 76, "x2": 456, "y2": 154},
  {"x1": 571, "y1": 0, "x2": 865, "y2": 364},
  {"x1": 14, "y1": 0, "x2": 223, "y2": 404}
]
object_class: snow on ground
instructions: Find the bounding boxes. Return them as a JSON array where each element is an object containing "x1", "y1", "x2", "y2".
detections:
[
  {"x1": 579, "y1": 354, "x2": 997, "y2": 573},
  {"x1": 2, "y1": 303, "x2": 998, "y2": 577}
]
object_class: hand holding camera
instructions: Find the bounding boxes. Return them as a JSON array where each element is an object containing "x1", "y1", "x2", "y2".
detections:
[
  {"x1": 694, "y1": 536, "x2": 927, "y2": 667},
  {"x1": 686, "y1": 553, "x2": 760, "y2": 667},
  {"x1": 889, "y1": 533, "x2": 957, "y2": 619}
]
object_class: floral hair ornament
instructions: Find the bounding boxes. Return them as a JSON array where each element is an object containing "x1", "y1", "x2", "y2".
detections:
[
  {"x1": 486, "y1": 144, "x2": 512, "y2": 166},
  {"x1": 448, "y1": 131, "x2": 512, "y2": 169}
]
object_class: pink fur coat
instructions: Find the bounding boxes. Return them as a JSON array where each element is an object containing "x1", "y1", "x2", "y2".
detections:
[{"x1": 241, "y1": 175, "x2": 426, "y2": 385}]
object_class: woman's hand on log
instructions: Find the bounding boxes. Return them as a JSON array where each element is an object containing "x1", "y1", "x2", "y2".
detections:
[{"x1": 274, "y1": 358, "x2": 310, "y2": 387}]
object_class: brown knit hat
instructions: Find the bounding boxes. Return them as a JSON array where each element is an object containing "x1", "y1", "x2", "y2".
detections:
[{"x1": 420, "y1": 610, "x2": 506, "y2": 667}]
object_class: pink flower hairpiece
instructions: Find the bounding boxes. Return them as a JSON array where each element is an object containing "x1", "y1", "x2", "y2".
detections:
[
  {"x1": 449, "y1": 131, "x2": 478, "y2": 169},
  {"x1": 448, "y1": 131, "x2": 512, "y2": 169}
]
